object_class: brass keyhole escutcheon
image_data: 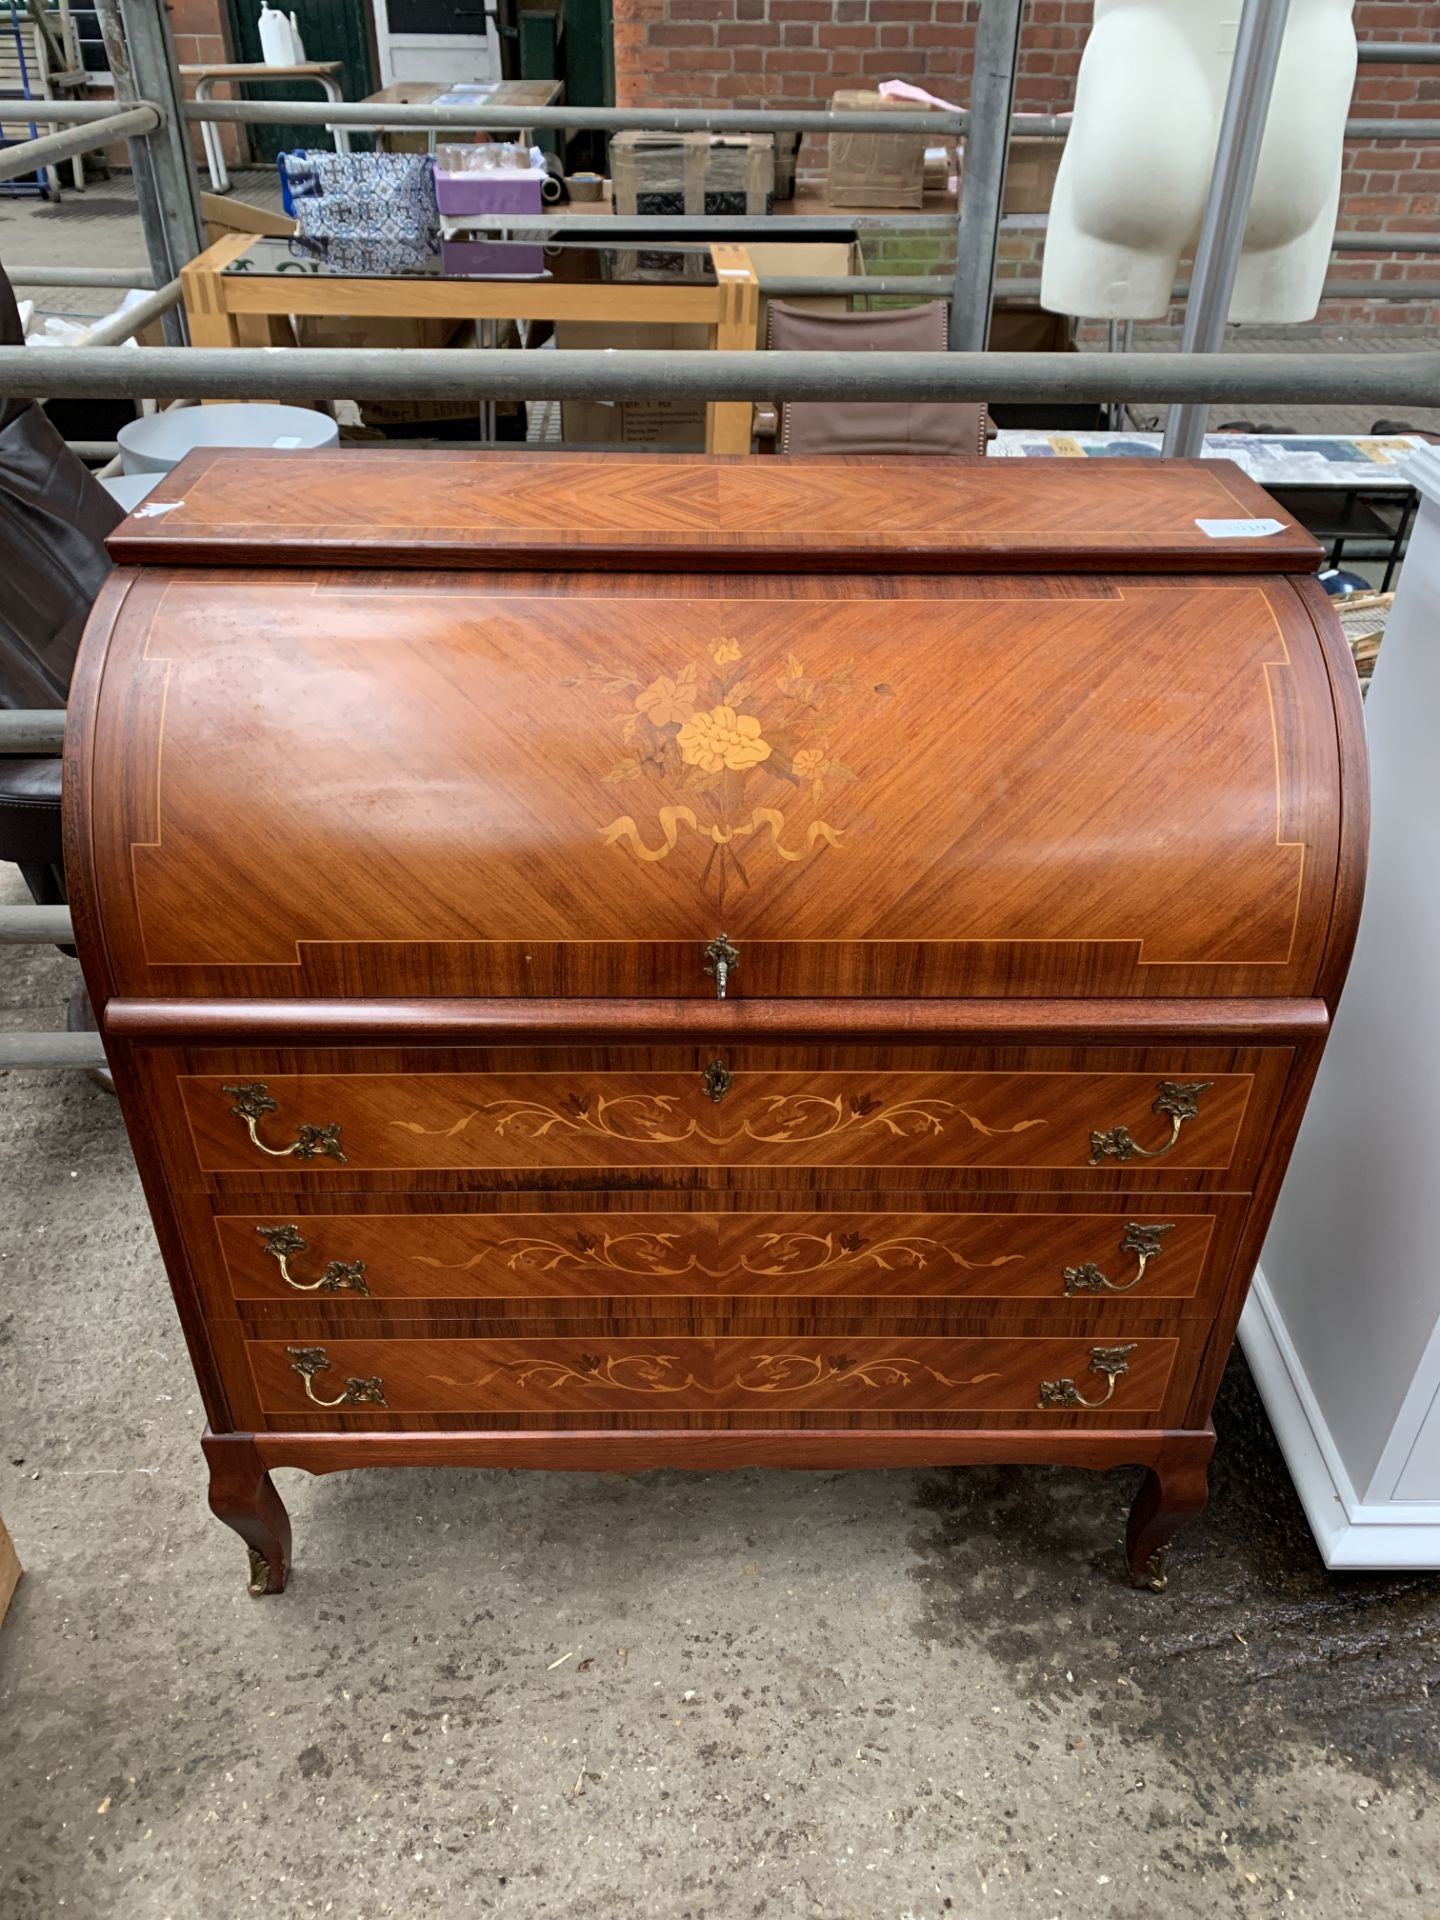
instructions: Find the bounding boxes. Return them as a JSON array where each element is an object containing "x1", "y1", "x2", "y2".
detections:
[{"x1": 702, "y1": 1058, "x2": 733, "y2": 1103}]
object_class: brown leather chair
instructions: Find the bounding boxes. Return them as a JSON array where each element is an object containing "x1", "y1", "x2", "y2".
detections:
[
  {"x1": 756, "y1": 299, "x2": 988, "y2": 457},
  {"x1": 0, "y1": 263, "x2": 122, "y2": 916}
]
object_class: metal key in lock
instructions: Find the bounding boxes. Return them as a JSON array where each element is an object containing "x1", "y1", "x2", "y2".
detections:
[{"x1": 702, "y1": 933, "x2": 739, "y2": 999}]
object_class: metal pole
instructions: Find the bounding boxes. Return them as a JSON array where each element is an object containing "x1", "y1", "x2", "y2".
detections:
[
  {"x1": 1163, "y1": 0, "x2": 1292, "y2": 458},
  {"x1": 118, "y1": 0, "x2": 206, "y2": 268},
  {"x1": 0, "y1": 1034, "x2": 109, "y2": 1071},
  {"x1": 0, "y1": 907, "x2": 74, "y2": 945},
  {"x1": 0, "y1": 106, "x2": 161, "y2": 186},
  {"x1": 0, "y1": 711, "x2": 66, "y2": 753},
  {"x1": 0, "y1": 346, "x2": 1436, "y2": 408},
  {"x1": 445, "y1": 213, "x2": 956, "y2": 234},
  {"x1": 950, "y1": 0, "x2": 1024, "y2": 350},
  {"x1": 93, "y1": 0, "x2": 182, "y2": 345},
  {"x1": 1334, "y1": 231, "x2": 1440, "y2": 253},
  {"x1": 186, "y1": 100, "x2": 966, "y2": 136},
  {"x1": 6, "y1": 265, "x2": 158, "y2": 288},
  {"x1": 1356, "y1": 41, "x2": 1440, "y2": 63},
  {"x1": 74, "y1": 279, "x2": 183, "y2": 347},
  {"x1": 95, "y1": 0, "x2": 203, "y2": 344}
]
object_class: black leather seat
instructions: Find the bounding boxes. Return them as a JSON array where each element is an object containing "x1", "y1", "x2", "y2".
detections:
[{"x1": 0, "y1": 261, "x2": 122, "y2": 916}]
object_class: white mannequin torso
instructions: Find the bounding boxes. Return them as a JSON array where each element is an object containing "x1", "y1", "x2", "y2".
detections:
[{"x1": 1039, "y1": 0, "x2": 1357, "y2": 323}]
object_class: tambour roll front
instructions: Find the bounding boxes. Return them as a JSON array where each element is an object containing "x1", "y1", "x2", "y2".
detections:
[{"x1": 64, "y1": 451, "x2": 1366, "y2": 1594}]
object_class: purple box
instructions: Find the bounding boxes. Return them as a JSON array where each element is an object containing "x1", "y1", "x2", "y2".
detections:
[
  {"x1": 433, "y1": 169, "x2": 545, "y2": 219},
  {"x1": 439, "y1": 235, "x2": 547, "y2": 279}
]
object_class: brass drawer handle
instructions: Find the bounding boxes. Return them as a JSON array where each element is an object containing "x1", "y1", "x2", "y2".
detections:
[
  {"x1": 286, "y1": 1345, "x2": 388, "y2": 1408},
  {"x1": 1089, "y1": 1080, "x2": 1213, "y2": 1165},
  {"x1": 1062, "y1": 1222, "x2": 1174, "y2": 1296},
  {"x1": 1038, "y1": 1343, "x2": 1136, "y2": 1410},
  {"x1": 257, "y1": 1225, "x2": 369, "y2": 1295},
  {"x1": 701, "y1": 1058, "x2": 733, "y2": 1103},
  {"x1": 223, "y1": 1082, "x2": 347, "y2": 1163}
]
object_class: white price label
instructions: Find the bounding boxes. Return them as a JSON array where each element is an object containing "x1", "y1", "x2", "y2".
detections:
[
  {"x1": 272, "y1": 435, "x2": 304, "y2": 448},
  {"x1": 1195, "y1": 516, "x2": 1286, "y2": 539}
]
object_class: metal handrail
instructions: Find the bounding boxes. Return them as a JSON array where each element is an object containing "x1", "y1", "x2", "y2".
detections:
[
  {"x1": 179, "y1": 100, "x2": 1440, "y2": 144},
  {"x1": 8, "y1": 266, "x2": 159, "y2": 289},
  {"x1": 74, "y1": 279, "x2": 183, "y2": 348},
  {"x1": 0, "y1": 1034, "x2": 107, "y2": 1070},
  {"x1": 0, "y1": 711, "x2": 66, "y2": 753},
  {"x1": 183, "y1": 100, "x2": 966, "y2": 136},
  {"x1": 1, "y1": 346, "x2": 1436, "y2": 407},
  {"x1": 0, "y1": 907, "x2": 73, "y2": 945},
  {"x1": 1357, "y1": 41, "x2": 1440, "y2": 63},
  {"x1": 0, "y1": 105, "x2": 163, "y2": 187}
]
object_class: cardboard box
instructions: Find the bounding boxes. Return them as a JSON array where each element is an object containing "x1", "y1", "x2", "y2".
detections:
[
  {"x1": 826, "y1": 91, "x2": 929, "y2": 211},
  {"x1": 292, "y1": 315, "x2": 461, "y2": 352},
  {"x1": 557, "y1": 318, "x2": 711, "y2": 447},
  {"x1": 1002, "y1": 137, "x2": 1063, "y2": 216},
  {"x1": 611, "y1": 131, "x2": 774, "y2": 281},
  {"x1": 611, "y1": 130, "x2": 774, "y2": 216}
]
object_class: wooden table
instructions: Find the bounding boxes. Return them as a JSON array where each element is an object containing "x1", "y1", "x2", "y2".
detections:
[
  {"x1": 180, "y1": 231, "x2": 760, "y2": 453},
  {"x1": 355, "y1": 78, "x2": 564, "y2": 154},
  {"x1": 180, "y1": 62, "x2": 350, "y2": 196}
]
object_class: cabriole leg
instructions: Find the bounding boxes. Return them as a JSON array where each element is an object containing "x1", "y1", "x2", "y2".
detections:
[
  {"x1": 1125, "y1": 1440, "x2": 1212, "y2": 1592},
  {"x1": 202, "y1": 1432, "x2": 292, "y2": 1596}
]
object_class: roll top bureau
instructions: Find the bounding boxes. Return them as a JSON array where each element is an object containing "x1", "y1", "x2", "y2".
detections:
[{"x1": 64, "y1": 451, "x2": 1366, "y2": 1596}]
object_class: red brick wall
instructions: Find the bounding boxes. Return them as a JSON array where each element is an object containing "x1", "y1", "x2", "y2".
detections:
[
  {"x1": 88, "y1": 0, "x2": 246, "y2": 168},
  {"x1": 612, "y1": 0, "x2": 1440, "y2": 327},
  {"x1": 169, "y1": 0, "x2": 247, "y2": 168}
]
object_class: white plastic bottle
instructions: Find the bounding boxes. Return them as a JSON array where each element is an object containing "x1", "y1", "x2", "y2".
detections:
[
  {"x1": 289, "y1": 11, "x2": 307, "y2": 60},
  {"x1": 257, "y1": 4, "x2": 296, "y2": 65}
]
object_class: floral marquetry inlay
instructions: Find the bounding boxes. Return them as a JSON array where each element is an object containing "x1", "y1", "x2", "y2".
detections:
[{"x1": 567, "y1": 634, "x2": 887, "y2": 906}]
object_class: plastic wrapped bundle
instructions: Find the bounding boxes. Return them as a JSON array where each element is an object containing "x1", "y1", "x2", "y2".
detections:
[{"x1": 279, "y1": 150, "x2": 439, "y2": 275}]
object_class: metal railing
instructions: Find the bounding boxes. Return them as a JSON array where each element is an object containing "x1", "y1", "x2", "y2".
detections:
[
  {"x1": 2, "y1": 345, "x2": 1436, "y2": 406},
  {"x1": 0, "y1": 104, "x2": 160, "y2": 187}
]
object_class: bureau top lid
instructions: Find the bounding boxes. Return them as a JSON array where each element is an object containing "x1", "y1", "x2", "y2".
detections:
[
  {"x1": 69, "y1": 454, "x2": 1363, "y2": 1007},
  {"x1": 105, "y1": 449, "x2": 1322, "y2": 574}
]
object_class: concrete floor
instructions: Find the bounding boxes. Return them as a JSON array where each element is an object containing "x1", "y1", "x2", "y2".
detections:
[
  {"x1": 2, "y1": 866, "x2": 1439, "y2": 1920},
  {"x1": 4, "y1": 170, "x2": 1440, "y2": 1919}
]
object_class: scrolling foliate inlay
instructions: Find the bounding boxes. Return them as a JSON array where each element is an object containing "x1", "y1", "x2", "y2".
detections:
[
  {"x1": 412, "y1": 1227, "x2": 1027, "y2": 1282},
  {"x1": 424, "y1": 1352, "x2": 1009, "y2": 1398},
  {"x1": 566, "y1": 635, "x2": 888, "y2": 908},
  {"x1": 389, "y1": 1091, "x2": 1048, "y2": 1148}
]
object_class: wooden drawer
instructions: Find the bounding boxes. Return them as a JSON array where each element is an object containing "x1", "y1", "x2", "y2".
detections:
[
  {"x1": 242, "y1": 1332, "x2": 1181, "y2": 1424},
  {"x1": 175, "y1": 1066, "x2": 1263, "y2": 1182},
  {"x1": 212, "y1": 1203, "x2": 1223, "y2": 1313}
]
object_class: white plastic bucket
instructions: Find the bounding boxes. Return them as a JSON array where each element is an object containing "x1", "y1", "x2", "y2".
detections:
[{"x1": 117, "y1": 404, "x2": 338, "y2": 475}]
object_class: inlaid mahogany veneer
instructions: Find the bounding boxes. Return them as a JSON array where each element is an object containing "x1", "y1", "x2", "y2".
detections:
[
  {"x1": 66, "y1": 452, "x2": 1365, "y2": 1597},
  {"x1": 210, "y1": 1204, "x2": 1226, "y2": 1311}
]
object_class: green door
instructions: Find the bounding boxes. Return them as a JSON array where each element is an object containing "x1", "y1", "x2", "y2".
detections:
[{"x1": 224, "y1": 0, "x2": 377, "y2": 165}]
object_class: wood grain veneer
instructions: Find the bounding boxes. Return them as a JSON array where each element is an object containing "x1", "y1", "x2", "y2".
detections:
[
  {"x1": 106, "y1": 451, "x2": 1322, "y2": 573},
  {"x1": 65, "y1": 453, "x2": 1364, "y2": 1595},
  {"x1": 210, "y1": 1203, "x2": 1223, "y2": 1309},
  {"x1": 80, "y1": 561, "x2": 1337, "y2": 1003}
]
